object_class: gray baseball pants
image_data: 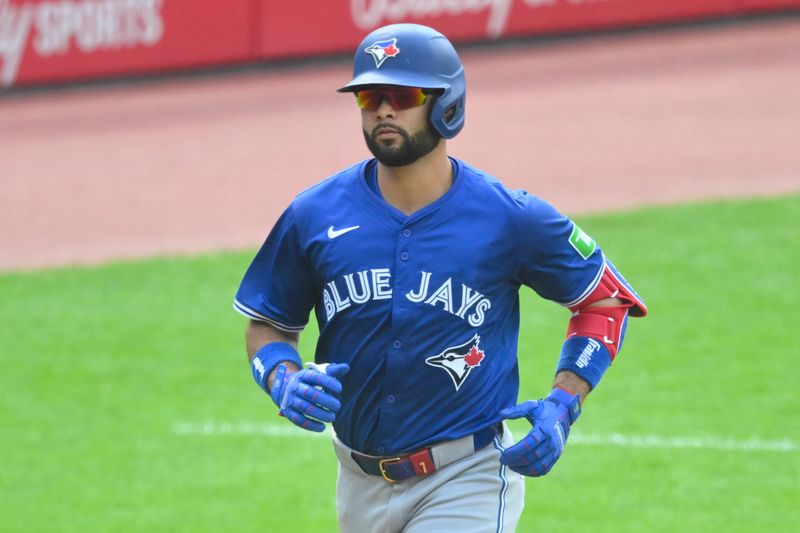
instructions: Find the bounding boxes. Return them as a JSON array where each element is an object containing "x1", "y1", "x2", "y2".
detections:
[{"x1": 332, "y1": 422, "x2": 525, "y2": 533}]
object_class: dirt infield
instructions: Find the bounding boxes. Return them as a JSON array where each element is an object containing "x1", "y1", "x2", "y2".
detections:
[{"x1": 1, "y1": 17, "x2": 798, "y2": 271}]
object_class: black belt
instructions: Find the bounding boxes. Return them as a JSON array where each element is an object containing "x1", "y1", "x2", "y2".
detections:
[{"x1": 350, "y1": 424, "x2": 501, "y2": 483}]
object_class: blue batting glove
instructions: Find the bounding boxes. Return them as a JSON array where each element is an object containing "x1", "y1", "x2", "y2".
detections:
[
  {"x1": 498, "y1": 388, "x2": 581, "y2": 477},
  {"x1": 269, "y1": 363, "x2": 350, "y2": 433}
]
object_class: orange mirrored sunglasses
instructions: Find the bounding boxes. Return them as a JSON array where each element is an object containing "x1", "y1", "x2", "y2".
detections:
[{"x1": 354, "y1": 87, "x2": 434, "y2": 111}]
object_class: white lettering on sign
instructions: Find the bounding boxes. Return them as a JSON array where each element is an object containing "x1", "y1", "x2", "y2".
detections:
[
  {"x1": 350, "y1": 0, "x2": 610, "y2": 39},
  {"x1": 0, "y1": 0, "x2": 164, "y2": 88},
  {"x1": 350, "y1": 0, "x2": 514, "y2": 38},
  {"x1": 0, "y1": 0, "x2": 34, "y2": 87}
]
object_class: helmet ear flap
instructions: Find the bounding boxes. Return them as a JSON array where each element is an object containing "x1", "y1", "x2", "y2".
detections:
[{"x1": 430, "y1": 89, "x2": 465, "y2": 139}]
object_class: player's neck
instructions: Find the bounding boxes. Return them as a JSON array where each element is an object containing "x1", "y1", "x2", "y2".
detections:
[{"x1": 377, "y1": 144, "x2": 452, "y2": 216}]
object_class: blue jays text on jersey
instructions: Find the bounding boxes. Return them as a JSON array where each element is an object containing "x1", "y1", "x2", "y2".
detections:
[
  {"x1": 323, "y1": 268, "x2": 492, "y2": 327},
  {"x1": 235, "y1": 157, "x2": 612, "y2": 456}
]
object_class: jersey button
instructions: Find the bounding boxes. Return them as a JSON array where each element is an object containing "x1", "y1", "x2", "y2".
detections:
[
  {"x1": 377, "y1": 446, "x2": 385, "y2": 454},
  {"x1": 392, "y1": 339, "x2": 402, "y2": 349},
  {"x1": 400, "y1": 251, "x2": 409, "y2": 261},
  {"x1": 402, "y1": 229, "x2": 412, "y2": 238},
  {"x1": 386, "y1": 394, "x2": 396, "y2": 404}
]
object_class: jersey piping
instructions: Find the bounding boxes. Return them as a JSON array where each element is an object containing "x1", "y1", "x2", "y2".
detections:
[
  {"x1": 356, "y1": 157, "x2": 465, "y2": 224},
  {"x1": 233, "y1": 299, "x2": 307, "y2": 333},
  {"x1": 559, "y1": 253, "x2": 606, "y2": 309}
]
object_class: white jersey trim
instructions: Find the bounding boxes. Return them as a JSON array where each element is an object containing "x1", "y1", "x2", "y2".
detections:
[
  {"x1": 232, "y1": 299, "x2": 306, "y2": 333},
  {"x1": 560, "y1": 253, "x2": 607, "y2": 309}
]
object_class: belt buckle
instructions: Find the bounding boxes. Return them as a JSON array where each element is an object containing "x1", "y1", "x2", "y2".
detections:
[{"x1": 378, "y1": 456, "x2": 403, "y2": 483}]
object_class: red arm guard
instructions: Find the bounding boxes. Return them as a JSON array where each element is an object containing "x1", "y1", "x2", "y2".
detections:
[{"x1": 566, "y1": 263, "x2": 647, "y2": 360}]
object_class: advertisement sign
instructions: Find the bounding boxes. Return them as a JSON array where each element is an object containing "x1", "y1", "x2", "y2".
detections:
[
  {"x1": 258, "y1": 0, "x2": 740, "y2": 58},
  {"x1": 2, "y1": 0, "x2": 798, "y2": 88},
  {"x1": 0, "y1": 0, "x2": 254, "y2": 88}
]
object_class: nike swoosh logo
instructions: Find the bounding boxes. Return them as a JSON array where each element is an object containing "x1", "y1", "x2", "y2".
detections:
[{"x1": 327, "y1": 225, "x2": 360, "y2": 239}]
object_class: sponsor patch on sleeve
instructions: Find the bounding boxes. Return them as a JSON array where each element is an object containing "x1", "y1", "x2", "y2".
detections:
[{"x1": 569, "y1": 224, "x2": 597, "y2": 260}]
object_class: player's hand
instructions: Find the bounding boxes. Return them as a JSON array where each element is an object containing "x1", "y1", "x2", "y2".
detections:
[
  {"x1": 498, "y1": 388, "x2": 581, "y2": 476},
  {"x1": 269, "y1": 362, "x2": 350, "y2": 432}
]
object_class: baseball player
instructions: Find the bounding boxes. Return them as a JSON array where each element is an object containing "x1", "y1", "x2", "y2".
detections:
[{"x1": 235, "y1": 23, "x2": 647, "y2": 532}]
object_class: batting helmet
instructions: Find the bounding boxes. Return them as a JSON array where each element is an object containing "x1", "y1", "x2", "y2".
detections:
[{"x1": 337, "y1": 23, "x2": 466, "y2": 139}]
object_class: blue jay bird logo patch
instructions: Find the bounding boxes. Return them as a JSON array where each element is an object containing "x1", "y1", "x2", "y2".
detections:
[
  {"x1": 365, "y1": 38, "x2": 400, "y2": 68},
  {"x1": 425, "y1": 334, "x2": 485, "y2": 391}
]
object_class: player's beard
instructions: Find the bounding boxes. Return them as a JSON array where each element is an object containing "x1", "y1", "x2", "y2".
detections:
[{"x1": 363, "y1": 122, "x2": 441, "y2": 167}]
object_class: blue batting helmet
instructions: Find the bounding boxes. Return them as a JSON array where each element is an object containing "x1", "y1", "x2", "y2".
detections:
[{"x1": 338, "y1": 23, "x2": 466, "y2": 139}]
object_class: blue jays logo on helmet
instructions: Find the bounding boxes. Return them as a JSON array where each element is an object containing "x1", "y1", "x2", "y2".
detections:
[
  {"x1": 365, "y1": 38, "x2": 400, "y2": 68},
  {"x1": 425, "y1": 334, "x2": 485, "y2": 391}
]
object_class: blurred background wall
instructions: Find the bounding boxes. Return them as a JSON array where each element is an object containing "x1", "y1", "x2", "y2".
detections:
[
  {"x1": 2, "y1": 1, "x2": 799, "y2": 271},
  {"x1": 3, "y1": 0, "x2": 799, "y2": 90}
]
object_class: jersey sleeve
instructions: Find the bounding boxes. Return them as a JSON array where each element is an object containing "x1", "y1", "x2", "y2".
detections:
[
  {"x1": 233, "y1": 204, "x2": 316, "y2": 333},
  {"x1": 514, "y1": 192, "x2": 605, "y2": 307}
]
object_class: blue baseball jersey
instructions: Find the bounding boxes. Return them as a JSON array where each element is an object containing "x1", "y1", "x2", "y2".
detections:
[{"x1": 235, "y1": 157, "x2": 606, "y2": 455}]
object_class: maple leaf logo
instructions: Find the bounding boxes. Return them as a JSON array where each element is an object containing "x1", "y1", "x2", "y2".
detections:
[
  {"x1": 464, "y1": 346, "x2": 484, "y2": 367},
  {"x1": 384, "y1": 44, "x2": 399, "y2": 57}
]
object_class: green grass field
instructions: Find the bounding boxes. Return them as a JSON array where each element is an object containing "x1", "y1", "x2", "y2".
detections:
[{"x1": 1, "y1": 195, "x2": 798, "y2": 532}]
